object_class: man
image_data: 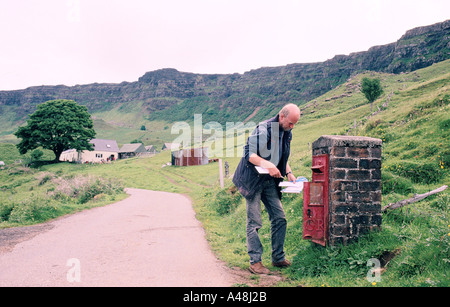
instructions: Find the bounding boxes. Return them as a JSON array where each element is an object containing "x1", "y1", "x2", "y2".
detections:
[{"x1": 232, "y1": 103, "x2": 301, "y2": 274}]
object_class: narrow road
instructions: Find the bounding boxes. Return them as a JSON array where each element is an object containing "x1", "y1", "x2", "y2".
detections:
[{"x1": 0, "y1": 188, "x2": 240, "y2": 287}]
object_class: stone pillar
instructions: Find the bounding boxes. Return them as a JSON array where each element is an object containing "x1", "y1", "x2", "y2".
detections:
[{"x1": 312, "y1": 135, "x2": 382, "y2": 245}]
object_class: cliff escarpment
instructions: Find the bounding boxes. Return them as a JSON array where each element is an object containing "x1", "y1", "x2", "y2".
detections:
[{"x1": 1, "y1": 20, "x2": 448, "y2": 125}]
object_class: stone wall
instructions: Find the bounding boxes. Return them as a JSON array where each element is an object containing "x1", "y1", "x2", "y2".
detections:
[{"x1": 312, "y1": 135, "x2": 382, "y2": 245}]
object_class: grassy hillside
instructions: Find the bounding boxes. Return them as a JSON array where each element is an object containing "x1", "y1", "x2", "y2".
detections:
[
  {"x1": 197, "y1": 60, "x2": 450, "y2": 286},
  {"x1": 0, "y1": 60, "x2": 448, "y2": 286}
]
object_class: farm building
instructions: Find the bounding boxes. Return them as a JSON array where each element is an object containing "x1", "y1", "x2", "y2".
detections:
[
  {"x1": 171, "y1": 147, "x2": 209, "y2": 166},
  {"x1": 145, "y1": 145, "x2": 157, "y2": 154},
  {"x1": 162, "y1": 143, "x2": 180, "y2": 151},
  {"x1": 119, "y1": 143, "x2": 146, "y2": 159},
  {"x1": 60, "y1": 139, "x2": 119, "y2": 163}
]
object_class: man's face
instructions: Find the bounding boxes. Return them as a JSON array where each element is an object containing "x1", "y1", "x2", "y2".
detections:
[{"x1": 279, "y1": 112, "x2": 300, "y2": 131}]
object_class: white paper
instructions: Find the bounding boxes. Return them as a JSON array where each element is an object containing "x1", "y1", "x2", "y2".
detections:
[
  {"x1": 279, "y1": 176, "x2": 308, "y2": 193},
  {"x1": 255, "y1": 166, "x2": 269, "y2": 174}
]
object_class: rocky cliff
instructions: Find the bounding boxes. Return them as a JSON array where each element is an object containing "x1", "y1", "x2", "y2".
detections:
[{"x1": 1, "y1": 20, "x2": 449, "y2": 125}]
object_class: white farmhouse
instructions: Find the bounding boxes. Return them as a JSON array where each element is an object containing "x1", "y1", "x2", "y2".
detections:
[{"x1": 60, "y1": 139, "x2": 119, "y2": 163}]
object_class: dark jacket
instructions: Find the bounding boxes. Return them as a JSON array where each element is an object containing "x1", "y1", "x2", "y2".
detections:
[{"x1": 232, "y1": 115, "x2": 292, "y2": 200}]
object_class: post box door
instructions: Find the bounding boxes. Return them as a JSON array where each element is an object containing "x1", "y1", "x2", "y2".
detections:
[
  {"x1": 302, "y1": 154, "x2": 329, "y2": 246},
  {"x1": 303, "y1": 182, "x2": 326, "y2": 245}
]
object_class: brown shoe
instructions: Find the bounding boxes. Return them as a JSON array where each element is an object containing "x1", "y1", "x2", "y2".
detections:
[
  {"x1": 248, "y1": 262, "x2": 271, "y2": 274},
  {"x1": 272, "y1": 259, "x2": 291, "y2": 268}
]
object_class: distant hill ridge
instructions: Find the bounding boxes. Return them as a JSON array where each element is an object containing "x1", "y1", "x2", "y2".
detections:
[{"x1": 0, "y1": 19, "x2": 449, "y2": 125}]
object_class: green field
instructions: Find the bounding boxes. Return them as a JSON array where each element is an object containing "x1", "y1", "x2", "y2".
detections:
[{"x1": 0, "y1": 60, "x2": 449, "y2": 286}]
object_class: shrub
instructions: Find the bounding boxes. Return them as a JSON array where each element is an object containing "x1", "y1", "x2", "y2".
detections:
[
  {"x1": 77, "y1": 179, "x2": 101, "y2": 204},
  {"x1": 7, "y1": 198, "x2": 59, "y2": 224},
  {"x1": 0, "y1": 203, "x2": 14, "y2": 222},
  {"x1": 420, "y1": 94, "x2": 450, "y2": 109},
  {"x1": 207, "y1": 184, "x2": 243, "y2": 216},
  {"x1": 31, "y1": 149, "x2": 44, "y2": 161},
  {"x1": 37, "y1": 172, "x2": 54, "y2": 185},
  {"x1": 365, "y1": 119, "x2": 384, "y2": 132},
  {"x1": 430, "y1": 193, "x2": 450, "y2": 211},
  {"x1": 385, "y1": 161, "x2": 446, "y2": 184},
  {"x1": 365, "y1": 125, "x2": 395, "y2": 143},
  {"x1": 438, "y1": 118, "x2": 450, "y2": 130},
  {"x1": 49, "y1": 175, "x2": 124, "y2": 204},
  {"x1": 381, "y1": 171, "x2": 415, "y2": 195},
  {"x1": 0, "y1": 175, "x2": 124, "y2": 225},
  {"x1": 438, "y1": 149, "x2": 450, "y2": 170}
]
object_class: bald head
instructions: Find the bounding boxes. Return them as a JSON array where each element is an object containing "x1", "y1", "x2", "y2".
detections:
[{"x1": 279, "y1": 103, "x2": 301, "y2": 131}]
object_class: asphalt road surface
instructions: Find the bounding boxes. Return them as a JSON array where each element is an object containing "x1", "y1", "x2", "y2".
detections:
[{"x1": 0, "y1": 188, "x2": 241, "y2": 287}]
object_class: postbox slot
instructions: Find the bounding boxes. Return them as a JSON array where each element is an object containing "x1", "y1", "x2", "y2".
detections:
[{"x1": 311, "y1": 165, "x2": 324, "y2": 173}]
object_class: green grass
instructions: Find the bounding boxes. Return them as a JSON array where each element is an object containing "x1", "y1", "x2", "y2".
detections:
[{"x1": 0, "y1": 60, "x2": 449, "y2": 286}]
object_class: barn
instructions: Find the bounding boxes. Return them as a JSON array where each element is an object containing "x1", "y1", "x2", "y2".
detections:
[
  {"x1": 118, "y1": 143, "x2": 146, "y2": 159},
  {"x1": 171, "y1": 147, "x2": 209, "y2": 166}
]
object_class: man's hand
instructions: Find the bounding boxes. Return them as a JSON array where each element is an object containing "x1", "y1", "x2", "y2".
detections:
[
  {"x1": 260, "y1": 159, "x2": 282, "y2": 178},
  {"x1": 287, "y1": 172, "x2": 296, "y2": 182},
  {"x1": 268, "y1": 166, "x2": 283, "y2": 178},
  {"x1": 249, "y1": 154, "x2": 283, "y2": 178}
]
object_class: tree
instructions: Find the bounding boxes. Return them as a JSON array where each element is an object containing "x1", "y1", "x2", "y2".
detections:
[
  {"x1": 14, "y1": 99, "x2": 96, "y2": 162},
  {"x1": 361, "y1": 77, "x2": 384, "y2": 112}
]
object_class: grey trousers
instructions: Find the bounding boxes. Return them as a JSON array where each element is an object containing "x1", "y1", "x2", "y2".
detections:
[{"x1": 245, "y1": 178, "x2": 287, "y2": 265}]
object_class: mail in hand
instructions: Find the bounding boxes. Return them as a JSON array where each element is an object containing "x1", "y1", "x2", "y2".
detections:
[{"x1": 279, "y1": 176, "x2": 308, "y2": 193}]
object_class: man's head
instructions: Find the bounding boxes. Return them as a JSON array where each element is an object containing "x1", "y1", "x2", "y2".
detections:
[{"x1": 279, "y1": 103, "x2": 301, "y2": 131}]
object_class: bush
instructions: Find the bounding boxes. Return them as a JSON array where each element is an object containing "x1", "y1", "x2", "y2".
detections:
[
  {"x1": 438, "y1": 149, "x2": 450, "y2": 168},
  {"x1": 291, "y1": 232, "x2": 400, "y2": 280},
  {"x1": 0, "y1": 203, "x2": 14, "y2": 222},
  {"x1": 49, "y1": 175, "x2": 124, "y2": 204},
  {"x1": 77, "y1": 179, "x2": 103, "y2": 204},
  {"x1": 38, "y1": 173, "x2": 53, "y2": 185},
  {"x1": 31, "y1": 149, "x2": 44, "y2": 161},
  {"x1": 365, "y1": 119, "x2": 384, "y2": 132},
  {"x1": 419, "y1": 94, "x2": 450, "y2": 109},
  {"x1": 430, "y1": 193, "x2": 450, "y2": 211},
  {"x1": 0, "y1": 175, "x2": 124, "y2": 225},
  {"x1": 438, "y1": 118, "x2": 450, "y2": 130},
  {"x1": 365, "y1": 125, "x2": 395, "y2": 143},
  {"x1": 7, "y1": 198, "x2": 59, "y2": 224},
  {"x1": 381, "y1": 171, "x2": 415, "y2": 195},
  {"x1": 385, "y1": 161, "x2": 446, "y2": 184},
  {"x1": 206, "y1": 184, "x2": 243, "y2": 216}
]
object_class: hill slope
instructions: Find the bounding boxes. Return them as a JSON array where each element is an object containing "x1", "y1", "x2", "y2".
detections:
[{"x1": 202, "y1": 59, "x2": 449, "y2": 286}]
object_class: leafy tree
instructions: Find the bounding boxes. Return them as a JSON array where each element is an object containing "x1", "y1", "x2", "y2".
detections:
[
  {"x1": 15, "y1": 99, "x2": 96, "y2": 162},
  {"x1": 361, "y1": 77, "x2": 384, "y2": 111}
]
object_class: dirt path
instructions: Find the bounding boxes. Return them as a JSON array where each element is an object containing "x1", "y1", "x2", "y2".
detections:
[{"x1": 0, "y1": 188, "x2": 281, "y2": 287}]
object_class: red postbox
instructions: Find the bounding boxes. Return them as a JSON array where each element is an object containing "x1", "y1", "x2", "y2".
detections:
[{"x1": 303, "y1": 154, "x2": 329, "y2": 246}]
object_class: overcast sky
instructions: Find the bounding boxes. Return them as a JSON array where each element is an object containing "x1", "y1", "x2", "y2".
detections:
[{"x1": 0, "y1": 0, "x2": 449, "y2": 90}]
